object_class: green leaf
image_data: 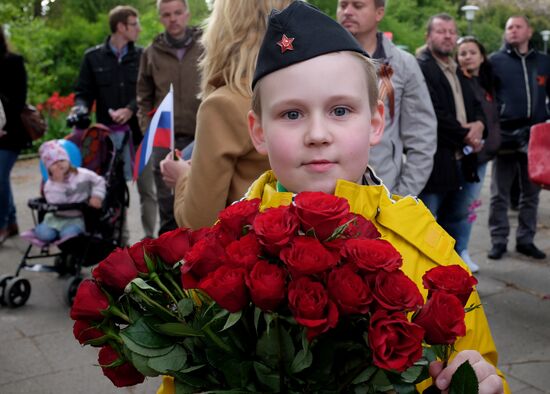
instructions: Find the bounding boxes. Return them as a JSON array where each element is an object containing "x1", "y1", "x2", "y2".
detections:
[
  {"x1": 392, "y1": 382, "x2": 417, "y2": 394},
  {"x1": 144, "y1": 252, "x2": 156, "y2": 273},
  {"x1": 121, "y1": 332, "x2": 175, "y2": 357},
  {"x1": 371, "y1": 369, "x2": 393, "y2": 392},
  {"x1": 177, "y1": 298, "x2": 195, "y2": 318},
  {"x1": 449, "y1": 360, "x2": 479, "y2": 394},
  {"x1": 130, "y1": 277, "x2": 161, "y2": 293},
  {"x1": 290, "y1": 348, "x2": 313, "y2": 373},
  {"x1": 155, "y1": 322, "x2": 204, "y2": 337},
  {"x1": 121, "y1": 317, "x2": 174, "y2": 348},
  {"x1": 254, "y1": 307, "x2": 262, "y2": 333},
  {"x1": 147, "y1": 345, "x2": 188, "y2": 374},
  {"x1": 253, "y1": 361, "x2": 280, "y2": 392},
  {"x1": 127, "y1": 351, "x2": 160, "y2": 377},
  {"x1": 401, "y1": 364, "x2": 425, "y2": 384},
  {"x1": 221, "y1": 311, "x2": 242, "y2": 331},
  {"x1": 351, "y1": 365, "x2": 377, "y2": 384}
]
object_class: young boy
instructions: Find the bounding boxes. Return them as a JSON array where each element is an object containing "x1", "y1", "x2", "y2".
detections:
[{"x1": 245, "y1": 2, "x2": 508, "y2": 393}]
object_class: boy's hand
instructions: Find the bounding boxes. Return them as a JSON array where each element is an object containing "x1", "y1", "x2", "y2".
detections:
[
  {"x1": 160, "y1": 150, "x2": 190, "y2": 188},
  {"x1": 429, "y1": 350, "x2": 503, "y2": 394},
  {"x1": 89, "y1": 196, "x2": 103, "y2": 209}
]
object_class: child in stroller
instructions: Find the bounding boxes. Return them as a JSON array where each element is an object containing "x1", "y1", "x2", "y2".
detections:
[{"x1": 0, "y1": 127, "x2": 130, "y2": 308}]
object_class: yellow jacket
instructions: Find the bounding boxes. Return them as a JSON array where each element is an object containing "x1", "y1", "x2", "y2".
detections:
[{"x1": 158, "y1": 171, "x2": 509, "y2": 393}]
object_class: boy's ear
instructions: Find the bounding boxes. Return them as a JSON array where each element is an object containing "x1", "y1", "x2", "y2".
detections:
[
  {"x1": 247, "y1": 110, "x2": 268, "y2": 155},
  {"x1": 369, "y1": 100, "x2": 385, "y2": 147}
]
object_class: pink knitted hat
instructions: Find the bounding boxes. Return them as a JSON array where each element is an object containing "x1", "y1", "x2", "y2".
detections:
[{"x1": 39, "y1": 140, "x2": 70, "y2": 170}]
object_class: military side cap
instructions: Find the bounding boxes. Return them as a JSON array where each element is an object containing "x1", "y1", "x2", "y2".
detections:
[{"x1": 252, "y1": 1, "x2": 368, "y2": 89}]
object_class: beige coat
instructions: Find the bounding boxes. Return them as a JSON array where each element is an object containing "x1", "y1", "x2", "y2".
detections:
[{"x1": 173, "y1": 85, "x2": 270, "y2": 229}]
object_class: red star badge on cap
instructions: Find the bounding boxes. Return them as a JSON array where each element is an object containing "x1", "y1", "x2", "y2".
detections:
[{"x1": 277, "y1": 34, "x2": 295, "y2": 53}]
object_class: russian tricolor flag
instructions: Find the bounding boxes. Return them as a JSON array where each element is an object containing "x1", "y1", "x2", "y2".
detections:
[{"x1": 133, "y1": 86, "x2": 174, "y2": 181}]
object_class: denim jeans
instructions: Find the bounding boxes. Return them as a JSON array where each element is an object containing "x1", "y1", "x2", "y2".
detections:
[
  {"x1": 0, "y1": 149, "x2": 20, "y2": 229},
  {"x1": 419, "y1": 162, "x2": 488, "y2": 253},
  {"x1": 34, "y1": 222, "x2": 83, "y2": 242}
]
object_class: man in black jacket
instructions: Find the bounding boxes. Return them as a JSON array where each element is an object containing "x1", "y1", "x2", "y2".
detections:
[
  {"x1": 416, "y1": 13, "x2": 486, "y2": 273},
  {"x1": 488, "y1": 16, "x2": 550, "y2": 260},
  {"x1": 72, "y1": 6, "x2": 157, "y2": 241}
]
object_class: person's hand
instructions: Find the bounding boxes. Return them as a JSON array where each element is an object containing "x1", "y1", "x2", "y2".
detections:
[
  {"x1": 429, "y1": 350, "x2": 504, "y2": 394},
  {"x1": 464, "y1": 121, "x2": 485, "y2": 152},
  {"x1": 160, "y1": 150, "x2": 190, "y2": 188},
  {"x1": 88, "y1": 196, "x2": 103, "y2": 209},
  {"x1": 109, "y1": 107, "x2": 133, "y2": 124}
]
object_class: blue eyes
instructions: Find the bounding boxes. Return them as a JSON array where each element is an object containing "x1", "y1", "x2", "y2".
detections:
[
  {"x1": 285, "y1": 111, "x2": 300, "y2": 120},
  {"x1": 283, "y1": 107, "x2": 349, "y2": 119},
  {"x1": 333, "y1": 107, "x2": 348, "y2": 116}
]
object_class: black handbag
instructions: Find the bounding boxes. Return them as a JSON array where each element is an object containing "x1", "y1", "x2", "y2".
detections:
[{"x1": 499, "y1": 126, "x2": 530, "y2": 154}]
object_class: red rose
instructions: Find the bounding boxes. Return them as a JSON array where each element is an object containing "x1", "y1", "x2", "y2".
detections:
[
  {"x1": 422, "y1": 264, "x2": 478, "y2": 306},
  {"x1": 288, "y1": 277, "x2": 339, "y2": 340},
  {"x1": 327, "y1": 265, "x2": 373, "y2": 315},
  {"x1": 198, "y1": 266, "x2": 249, "y2": 313},
  {"x1": 280, "y1": 236, "x2": 339, "y2": 276},
  {"x1": 413, "y1": 291, "x2": 466, "y2": 345},
  {"x1": 148, "y1": 228, "x2": 193, "y2": 265},
  {"x1": 368, "y1": 310, "x2": 425, "y2": 372},
  {"x1": 293, "y1": 192, "x2": 350, "y2": 241},
  {"x1": 247, "y1": 260, "x2": 287, "y2": 311},
  {"x1": 127, "y1": 238, "x2": 154, "y2": 273},
  {"x1": 341, "y1": 239, "x2": 402, "y2": 273},
  {"x1": 98, "y1": 345, "x2": 145, "y2": 387},
  {"x1": 217, "y1": 198, "x2": 260, "y2": 237},
  {"x1": 73, "y1": 320, "x2": 105, "y2": 345},
  {"x1": 372, "y1": 270, "x2": 424, "y2": 312},
  {"x1": 92, "y1": 248, "x2": 138, "y2": 293},
  {"x1": 340, "y1": 213, "x2": 380, "y2": 240},
  {"x1": 70, "y1": 279, "x2": 110, "y2": 321},
  {"x1": 225, "y1": 233, "x2": 261, "y2": 271},
  {"x1": 253, "y1": 205, "x2": 299, "y2": 254},
  {"x1": 181, "y1": 234, "x2": 227, "y2": 288}
]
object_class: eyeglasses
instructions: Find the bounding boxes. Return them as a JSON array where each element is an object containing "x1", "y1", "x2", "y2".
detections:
[{"x1": 126, "y1": 21, "x2": 140, "y2": 27}]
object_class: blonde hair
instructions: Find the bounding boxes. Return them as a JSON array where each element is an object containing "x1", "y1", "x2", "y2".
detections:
[
  {"x1": 198, "y1": 0, "x2": 294, "y2": 100},
  {"x1": 251, "y1": 51, "x2": 379, "y2": 116}
]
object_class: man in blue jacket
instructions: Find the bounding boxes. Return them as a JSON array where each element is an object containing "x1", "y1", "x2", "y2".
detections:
[{"x1": 488, "y1": 16, "x2": 550, "y2": 260}]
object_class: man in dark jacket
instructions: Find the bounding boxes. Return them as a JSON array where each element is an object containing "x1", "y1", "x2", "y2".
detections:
[
  {"x1": 417, "y1": 13, "x2": 486, "y2": 272},
  {"x1": 488, "y1": 16, "x2": 550, "y2": 260},
  {"x1": 72, "y1": 5, "x2": 151, "y2": 242}
]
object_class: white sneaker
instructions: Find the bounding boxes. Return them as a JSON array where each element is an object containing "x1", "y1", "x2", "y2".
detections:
[{"x1": 460, "y1": 250, "x2": 479, "y2": 273}]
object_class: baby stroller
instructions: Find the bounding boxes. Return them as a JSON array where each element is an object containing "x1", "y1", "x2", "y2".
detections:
[{"x1": 0, "y1": 125, "x2": 130, "y2": 307}]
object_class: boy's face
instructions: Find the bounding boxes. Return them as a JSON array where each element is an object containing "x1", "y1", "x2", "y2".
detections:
[{"x1": 249, "y1": 52, "x2": 384, "y2": 195}]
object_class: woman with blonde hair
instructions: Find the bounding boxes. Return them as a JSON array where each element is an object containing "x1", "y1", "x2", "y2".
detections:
[{"x1": 160, "y1": 0, "x2": 294, "y2": 230}]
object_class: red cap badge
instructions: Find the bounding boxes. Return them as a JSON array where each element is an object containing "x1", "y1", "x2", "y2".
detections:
[{"x1": 277, "y1": 34, "x2": 295, "y2": 53}]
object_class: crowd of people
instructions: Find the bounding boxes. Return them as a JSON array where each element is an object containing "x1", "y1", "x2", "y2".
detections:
[{"x1": 1, "y1": 0, "x2": 549, "y2": 390}]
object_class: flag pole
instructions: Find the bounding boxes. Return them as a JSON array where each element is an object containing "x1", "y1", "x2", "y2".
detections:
[{"x1": 169, "y1": 83, "x2": 176, "y2": 161}]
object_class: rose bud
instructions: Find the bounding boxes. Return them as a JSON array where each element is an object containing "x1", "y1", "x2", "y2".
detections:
[
  {"x1": 288, "y1": 277, "x2": 339, "y2": 341},
  {"x1": 198, "y1": 266, "x2": 249, "y2": 313},
  {"x1": 280, "y1": 236, "x2": 339, "y2": 277},
  {"x1": 127, "y1": 238, "x2": 155, "y2": 273},
  {"x1": 253, "y1": 205, "x2": 300, "y2": 254},
  {"x1": 368, "y1": 310, "x2": 424, "y2": 372},
  {"x1": 70, "y1": 279, "x2": 110, "y2": 321},
  {"x1": 92, "y1": 248, "x2": 138, "y2": 293},
  {"x1": 224, "y1": 233, "x2": 262, "y2": 271},
  {"x1": 327, "y1": 265, "x2": 373, "y2": 315},
  {"x1": 217, "y1": 198, "x2": 260, "y2": 237},
  {"x1": 293, "y1": 192, "x2": 350, "y2": 241},
  {"x1": 413, "y1": 291, "x2": 466, "y2": 345},
  {"x1": 148, "y1": 228, "x2": 193, "y2": 265},
  {"x1": 372, "y1": 270, "x2": 424, "y2": 312},
  {"x1": 247, "y1": 260, "x2": 287, "y2": 311},
  {"x1": 73, "y1": 320, "x2": 105, "y2": 345},
  {"x1": 98, "y1": 345, "x2": 145, "y2": 387},
  {"x1": 341, "y1": 239, "x2": 402, "y2": 273},
  {"x1": 422, "y1": 264, "x2": 478, "y2": 306}
]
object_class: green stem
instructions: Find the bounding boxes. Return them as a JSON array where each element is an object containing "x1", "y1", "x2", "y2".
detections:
[
  {"x1": 108, "y1": 305, "x2": 131, "y2": 323},
  {"x1": 150, "y1": 272, "x2": 179, "y2": 304},
  {"x1": 163, "y1": 271, "x2": 186, "y2": 300},
  {"x1": 132, "y1": 285, "x2": 180, "y2": 321},
  {"x1": 203, "y1": 326, "x2": 231, "y2": 352}
]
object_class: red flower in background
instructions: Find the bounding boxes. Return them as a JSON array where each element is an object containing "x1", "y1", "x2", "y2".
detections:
[
  {"x1": 98, "y1": 345, "x2": 145, "y2": 387},
  {"x1": 149, "y1": 228, "x2": 193, "y2": 265},
  {"x1": 280, "y1": 236, "x2": 338, "y2": 276},
  {"x1": 342, "y1": 239, "x2": 402, "y2": 273},
  {"x1": 217, "y1": 199, "x2": 260, "y2": 237},
  {"x1": 224, "y1": 233, "x2": 262, "y2": 271},
  {"x1": 73, "y1": 320, "x2": 105, "y2": 345},
  {"x1": 198, "y1": 266, "x2": 249, "y2": 313},
  {"x1": 247, "y1": 260, "x2": 287, "y2": 311},
  {"x1": 293, "y1": 192, "x2": 350, "y2": 240},
  {"x1": 327, "y1": 265, "x2": 373, "y2": 315},
  {"x1": 181, "y1": 234, "x2": 227, "y2": 288},
  {"x1": 127, "y1": 238, "x2": 154, "y2": 273},
  {"x1": 372, "y1": 270, "x2": 424, "y2": 312},
  {"x1": 422, "y1": 265, "x2": 478, "y2": 306},
  {"x1": 368, "y1": 310, "x2": 425, "y2": 372},
  {"x1": 92, "y1": 248, "x2": 138, "y2": 293},
  {"x1": 413, "y1": 291, "x2": 466, "y2": 345},
  {"x1": 70, "y1": 280, "x2": 110, "y2": 321},
  {"x1": 253, "y1": 205, "x2": 299, "y2": 253}
]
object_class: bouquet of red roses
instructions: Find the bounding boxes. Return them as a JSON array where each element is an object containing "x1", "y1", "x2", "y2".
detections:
[{"x1": 70, "y1": 192, "x2": 479, "y2": 393}]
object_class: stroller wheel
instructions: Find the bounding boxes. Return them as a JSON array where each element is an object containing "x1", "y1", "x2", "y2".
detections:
[
  {"x1": 66, "y1": 276, "x2": 83, "y2": 307},
  {"x1": 0, "y1": 275, "x2": 15, "y2": 306},
  {"x1": 3, "y1": 277, "x2": 31, "y2": 308}
]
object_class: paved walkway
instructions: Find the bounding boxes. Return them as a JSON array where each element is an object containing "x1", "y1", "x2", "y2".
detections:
[{"x1": 1, "y1": 158, "x2": 549, "y2": 393}]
